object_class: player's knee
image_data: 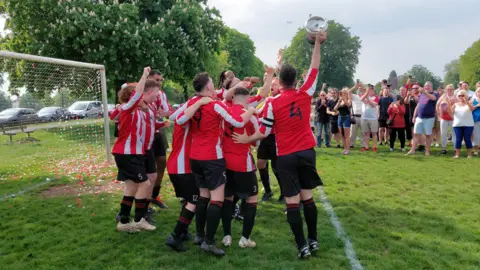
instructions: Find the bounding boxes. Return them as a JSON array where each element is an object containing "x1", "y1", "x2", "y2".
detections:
[
  {"x1": 225, "y1": 196, "x2": 234, "y2": 202},
  {"x1": 285, "y1": 194, "x2": 300, "y2": 204},
  {"x1": 246, "y1": 195, "x2": 258, "y2": 203}
]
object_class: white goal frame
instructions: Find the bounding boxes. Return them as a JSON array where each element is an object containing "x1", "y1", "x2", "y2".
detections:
[{"x1": 0, "y1": 50, "x2": 112, "y2": 162}]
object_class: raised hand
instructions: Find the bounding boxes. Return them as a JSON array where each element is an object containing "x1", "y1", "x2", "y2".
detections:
[
  {"x1": 316, "y1": 31, "x2": 328, "y2": 44},
  {"x1": 143, "y1": 66, "x2": 151, "y2": 77}
]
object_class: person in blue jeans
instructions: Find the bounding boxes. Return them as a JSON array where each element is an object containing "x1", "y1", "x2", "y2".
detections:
[
  {"x1": 450, "y1": 90, "x2": 475, "y2": 158},
  {"x1": 315, "y1": 91, "x2": 330, "y2": 147},
  {"x1": 334, "y1": 88, "x2": 352, "y2": 155}
]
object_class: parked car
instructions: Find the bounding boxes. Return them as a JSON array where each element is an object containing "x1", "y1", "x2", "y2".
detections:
[
  {"x1": 68, "y1": 101, "x2": 103, "y2": 119},
  {"x1": 107, "y1": 104, "x2": 116, "y2": 116},
  {"x1": 37, "y1": 107, "x2": 72, "y2": 122},
  {"x1": 0, "y1": 108, "x2": 41, "y2": 127}
]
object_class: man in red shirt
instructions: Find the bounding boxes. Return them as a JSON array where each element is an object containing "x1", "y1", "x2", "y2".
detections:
[
  {"x1": 220, "y1": 87, "x2": 265, "y2": 249},
  {"x1": 232, "y1": 31, "x2": 327, "y2": 258},
  {"x1": 164, "y1": 97, "x2": 213, "y2": 252},
  {"x1": 175, "y1": 73, "x2": 256, "y2": 256}
]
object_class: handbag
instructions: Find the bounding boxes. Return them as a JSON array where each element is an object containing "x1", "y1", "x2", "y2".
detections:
[
  {"x1": 387, "y1": 113, "x2": 397, "y2": 127},
  {"x1": 350, "y1": 106, "x2": 357, "y2": 125}
]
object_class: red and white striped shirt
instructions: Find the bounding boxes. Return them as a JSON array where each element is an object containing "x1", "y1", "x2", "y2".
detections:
[
  {"x1": 223, "y1": 104, "x2": 259, "y2": 172},
  {"x1": 143, "y1": 102, "x2": 166, "y2": 151},
  {"x1": 259, "y1": 68, "x2": 318, "y2": 156},
  {"x1": 112, "y1": 92, "x2": 146, "y2": 155},
  {"x1": 176, "y1": 97, "x2": 245, "y2": 160},
  {"x1": 166, "y1": 102, "x2": 195, "y2": 174}
]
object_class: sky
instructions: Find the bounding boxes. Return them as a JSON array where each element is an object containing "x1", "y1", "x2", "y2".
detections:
[
  {"x1": 208, "y1": 0, "x2": 480, "y2": 84},
  {"x1": 2, "y1": 0, "x2": 480, "y2": 98}
]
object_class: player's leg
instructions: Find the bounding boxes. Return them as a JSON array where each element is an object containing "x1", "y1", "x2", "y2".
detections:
[
  {"x1": 166, "y1": 174, "x2": 198, "y2": 252},
  {"x1": 144, "y1": 149, "x2": 157, "y2": 223},
  {"x1": 133, "y1": 179, "x2": 156, "y2": 231},
  {"x1": 298, "y1": 148, "x2": 323, "y2": 254},
  {"x1": 257, "y1": 159, "x2": 272, "y2": 201},
  {"x1": 117, "y1": 180, "x2": 138, "y2": 232},
  {"x1": 277, "y1": 153, "x2": 309, "y2": 258},
  {"x1": 271, "y1": 158, "x2": 284, "y2": 202},
  {"x1": 152, "y1": 132, "x2": 168, "y2": 209},
  {"x1": 221, "y1": 170, "x2": 235, "y2": 247},
  {"x1": 190, "y1": 159, "x2": 210, "y2": 245},
  {"x1": 201, "y1": 159, "x2": 227, "y2": 256},
  {"x1": 239, "y1": 171, "x2": 259, "y2": 248}
]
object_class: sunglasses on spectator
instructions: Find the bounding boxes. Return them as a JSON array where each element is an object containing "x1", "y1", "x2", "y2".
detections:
[{"x1": 458, "y1": 95, "x2": 465, "y2": 97}]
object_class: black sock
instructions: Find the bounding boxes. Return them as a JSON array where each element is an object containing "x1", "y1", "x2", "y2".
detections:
[
  {"x1": 205, "y1": 201, "x2": 223, "y2": 245},
  {"x1": 119, "y1": 196, "x2": 134, "y2": 224},
  {"x1": 242, "y1": 202, "x2": 257, "y2": 239},
  {"x1": 302, "y1": 198, "x2": 318, "y2": 241},
  {"x1": 195, "y1": 196, "x2": 209, "y2": 238},
  {"x1": 173, "y1": 207, "x2": 195, "y2": 237},
  {"x1": 222, "y1": 199, "x2": 234, "y2": 236},
  {"x1": 233, "y1": 195, "x2": 240, "y2": 206},
  {"x1": 152, "y1": 186, "x2": 161, "y2": 199},
  {"x1": 259, "y1": 165, "x2": 271, "y2": 193},
  {"x1": 134, "y1": 198, "x2": 147, "y2": 222},
  {"x1": 286, "y1": 203, "x2": 306, "y2": 248},
  {"x1": 145, "y1": 199, "x2": 151, "y2": 211}
]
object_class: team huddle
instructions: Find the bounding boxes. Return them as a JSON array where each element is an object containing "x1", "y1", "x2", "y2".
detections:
[{"x1": 110, "y1": 31, "x2": 328, "y2": 258}]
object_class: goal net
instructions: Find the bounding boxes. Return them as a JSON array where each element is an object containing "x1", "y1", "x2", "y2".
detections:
[{"x1": 0, "y1": 51, "x2": 112, "y2": 165}]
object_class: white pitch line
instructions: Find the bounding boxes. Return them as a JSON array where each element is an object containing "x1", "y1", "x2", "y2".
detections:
[
  {"x1": 0, "y1": 179, "x2": 52, "y2": 201},
  {"x1": 318, "y1": 186, "x2": 364, "y2": 270}
]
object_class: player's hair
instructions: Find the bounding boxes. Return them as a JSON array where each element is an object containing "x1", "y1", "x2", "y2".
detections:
[
  {"x1": 118, "y1": 85, "x2": 136, "y2": 104},
  {"x1": 144, "y1": 79, "x2": 160, "y2": 92},
  {"x1": 148, "y1": 70, "x2": 162, "y2": 77},
  {"x1": 234, "y1": 87, "x2": 250, "y2": 96},
  {"x1": 396, "y1": 95, "x2": 404, "y2": 105},
  {"x1": 193, "y1": 72, "x2": 211, "y2": 92},
  {"x1": 279, "y1": 64, "x2": 297, "y2": 89},
  {"x1": 218, "y1": 70, "x2": 230, "y2": 89}
]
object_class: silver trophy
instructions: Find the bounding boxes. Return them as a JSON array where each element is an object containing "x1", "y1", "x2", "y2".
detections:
[{"x1": 305, "y1": 16, "x2": 328, "y2": 44}]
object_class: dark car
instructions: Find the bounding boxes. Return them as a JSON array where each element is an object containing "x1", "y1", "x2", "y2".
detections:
[
  {"x1": 37, "y1": 107, "x2": 72, "y2": 122},
  {"x1": 0, "y1": 108, "x2": 41, "y2": 127}
]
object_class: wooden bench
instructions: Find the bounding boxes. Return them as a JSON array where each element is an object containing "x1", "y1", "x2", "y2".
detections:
[{"x1": 1, "y1": 125, "x2": 30, "y2": 143}]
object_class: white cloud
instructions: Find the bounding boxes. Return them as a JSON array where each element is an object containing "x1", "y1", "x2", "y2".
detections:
[{"x1": 209, "y1": 0, "x2": 480, "y2": 84}]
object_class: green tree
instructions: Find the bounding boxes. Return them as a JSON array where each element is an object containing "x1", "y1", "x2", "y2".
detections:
[
  {"x1": 459, "y1": 39, "x2": 480, "y2": 85},
  {"x1": 283, "y1": 21, "x2": 362, "y2": 90},
  {"x1": 1, "y1": 0, "x2": 223, "y2": 100},
  {"x1": 403, "y1": 65, "x2": 442, "y2": 89},
  {"x1": 0, "y1": 92, "x2": 12, "y2": 112},
  {"x1": 204, "y1": 50, "x2": 230, "y2": 86},
  {"x1": 19, "y1": 92, "x2": 43, "y2": 110},
  {"x1": 220, "y1": 27, "x2": 256, "y2": 79},
  {"x1": 444, "y1": 59, "x2": 460, "y2": 87}
]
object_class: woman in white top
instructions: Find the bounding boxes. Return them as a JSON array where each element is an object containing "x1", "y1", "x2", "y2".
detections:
[
  {"x1": 449, "y1": 90, "x2": 475, "y2": 158},
  {"x1": 436, "y1": 84, "x2": 456, "y2": 155}
]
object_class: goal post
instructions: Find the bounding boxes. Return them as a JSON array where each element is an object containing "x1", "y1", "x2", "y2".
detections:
[{"x1": 0, "y1": 50, "x2": 112, "y2": 162}]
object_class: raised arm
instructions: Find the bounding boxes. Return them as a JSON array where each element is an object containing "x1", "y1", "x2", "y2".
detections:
[
  {"x1": 119, "y1": 67, "x2": 150, "y2": 113},
  {"x1": 223, "y1": 80, "x2": 248, "y2": 101},
  {"x1": 258, "y1": 66, "x2": 275, "y2": 99}
]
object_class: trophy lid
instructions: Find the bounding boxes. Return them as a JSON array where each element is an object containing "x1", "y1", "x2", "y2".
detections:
[{"x1": 305, "y1": 16, "x2": 328, "y2": 34}]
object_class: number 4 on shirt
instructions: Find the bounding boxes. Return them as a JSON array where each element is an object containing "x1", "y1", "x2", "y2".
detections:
[{"x1": 289, "y1": 102, "x2": 302, "y2": 119}]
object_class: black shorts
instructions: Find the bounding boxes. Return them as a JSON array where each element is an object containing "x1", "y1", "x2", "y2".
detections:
[
  {"x1": 257, "y1": 134, "x2": 277, "y2": 160},
  {"x1": 330, "y1": 120, "x2": 339, "y2": 134},
  {"x1": 114, "y1": 122, "x2": 119, "y2": 138},
  {"x1": 153, "y1": 132, "x2": 166, "y2": 157},
  {"x1": 113, "y1": 154, "x2": 148, "y2": 183},
  {"x1": 144, "y1": 149, "x2": 157, "y2": 174},
  {"x1": 169, "y1": 174, "x2": 199, "y2": 204},
  {"x1": 190, "y1": 159, "x2": 227, "y2": 191},
  {"x1": 276, "y1": 149, "x2": 323, "y2": 197},
  {"x1": 225, "y1": 170, "x2": 258, "y2": 199},
  {"x1": 378, "y1": 119, "x2": 388, "y2": 128}
]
